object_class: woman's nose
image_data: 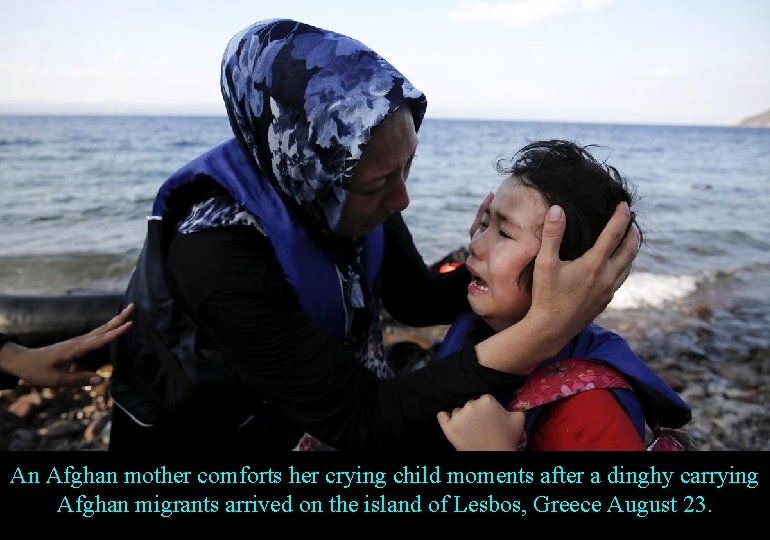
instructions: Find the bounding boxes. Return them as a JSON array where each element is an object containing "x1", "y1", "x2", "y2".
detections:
[{"x1": 384, "y1": 175, "x2": 409, "y2": 213}]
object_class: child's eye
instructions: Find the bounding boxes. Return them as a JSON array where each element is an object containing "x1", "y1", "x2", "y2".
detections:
[{"x1": 498, "y1": 229, "x2": 512, "y2": 239}]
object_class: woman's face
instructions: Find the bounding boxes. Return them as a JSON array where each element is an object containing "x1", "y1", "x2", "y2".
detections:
[
  {"x1": 336, "y1": 107, "x2": 418, "y2": 237},
  {"x1": 465, "y1": 177, "x2": 548, "y2": 332}
]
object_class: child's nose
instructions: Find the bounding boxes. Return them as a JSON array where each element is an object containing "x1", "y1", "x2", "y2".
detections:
[{"x1": 468, "y1": 229, "x2": 485, "y2": 259}]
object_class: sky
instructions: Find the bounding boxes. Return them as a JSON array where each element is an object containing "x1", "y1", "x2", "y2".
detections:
[{"x1": 1, "y1": 0, "x2": 768, "y2": 125}]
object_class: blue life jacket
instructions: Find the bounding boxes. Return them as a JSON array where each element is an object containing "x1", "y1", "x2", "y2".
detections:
[
  {"x1": 110, "y1": 139, "x2": 384, "y2": 427},
  {"x1": 155, "y1": 138, "x2": 383, "y2": 340},
  {"x1": 437, "y1": 312, "x2": 691, "y2": 440}
]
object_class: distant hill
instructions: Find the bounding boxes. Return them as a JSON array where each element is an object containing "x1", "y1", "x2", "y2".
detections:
[{"x1": 737, "y1": 109, "x2": 770, "y2": 127}]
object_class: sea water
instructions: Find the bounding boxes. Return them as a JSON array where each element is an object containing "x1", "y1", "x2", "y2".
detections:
[{"x1": 0, "y1": 115, "x2": 768, "y2": 341}]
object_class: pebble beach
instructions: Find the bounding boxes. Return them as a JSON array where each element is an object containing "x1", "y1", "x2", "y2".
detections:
[{"x1": 1, "y1": 295, "x2": 768, "y2": 451}]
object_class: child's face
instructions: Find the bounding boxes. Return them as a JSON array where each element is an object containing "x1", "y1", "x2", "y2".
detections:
[{"x1": 465, "y1": 176, "x2": 548, "y2": 332}]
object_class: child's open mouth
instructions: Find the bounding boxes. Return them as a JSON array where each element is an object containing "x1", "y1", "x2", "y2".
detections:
[{"x1": 469, "y1": 275, "x2": 489, "y2": 292}]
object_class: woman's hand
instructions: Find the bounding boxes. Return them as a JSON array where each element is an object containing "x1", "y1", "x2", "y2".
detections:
[
  {"x1": 469, "y1": 191, "x2": 494, "y2": 239},
  {"x1": 438, "y1": 394, "x2": 525, "y2": 451},
  {"x1": 0, "y1": 304, "x2": 134, "y2": 387},
  {"x1": 528, "y1": 202, "x2": 639, "y2": 345}
]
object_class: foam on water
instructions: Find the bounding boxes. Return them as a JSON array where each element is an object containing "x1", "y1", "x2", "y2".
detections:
[{"x1": 608, "y1": 272, "x2": 699, "y2": 310}]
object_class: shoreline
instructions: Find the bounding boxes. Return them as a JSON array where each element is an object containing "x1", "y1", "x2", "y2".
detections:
[{"x1": 2, "y1": 265, "x2": 768, "y2": 452}]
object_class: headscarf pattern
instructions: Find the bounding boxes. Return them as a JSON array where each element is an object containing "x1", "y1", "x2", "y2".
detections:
[{"x1": 220, "y1": 18, "x2": 426, "y2": 233}]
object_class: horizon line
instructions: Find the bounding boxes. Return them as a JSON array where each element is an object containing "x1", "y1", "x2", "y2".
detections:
[{"x1": 0, "y1": 110, "x2": 746, "y2": 129}]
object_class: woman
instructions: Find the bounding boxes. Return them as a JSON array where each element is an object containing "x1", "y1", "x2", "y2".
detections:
[{"x1": 109, "y1": 19, "x2": 638, "y2": 452}]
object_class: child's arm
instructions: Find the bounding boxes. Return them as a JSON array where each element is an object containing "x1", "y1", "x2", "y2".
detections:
[{"x1": 437, "y1": 394, "x2": 525, "y2": 451}]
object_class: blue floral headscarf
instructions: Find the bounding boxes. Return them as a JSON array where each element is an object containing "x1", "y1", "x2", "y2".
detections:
[{"x1": 220, "y1": 18, "x2": 427, "y2": 233}]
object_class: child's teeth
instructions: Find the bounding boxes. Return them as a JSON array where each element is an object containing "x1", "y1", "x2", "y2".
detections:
[{"x1": 473, "y1": 278, "x2": 488, "y2": 291}]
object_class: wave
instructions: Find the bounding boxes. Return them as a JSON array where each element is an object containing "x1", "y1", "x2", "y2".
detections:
[
  {"x1": 0, "y1": 137, "x2": 41, "y2": 146},
  {"x1": 168, "y1": 139, "x2": 208, "y2": 147},
  {"x1": 608, "y1": 272, "x2": 699, "y2": 310}
]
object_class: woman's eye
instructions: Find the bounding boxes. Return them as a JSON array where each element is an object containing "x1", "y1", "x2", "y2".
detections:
[{"x1": 352, "y1": 179, "x2": 386, "y2": 196}]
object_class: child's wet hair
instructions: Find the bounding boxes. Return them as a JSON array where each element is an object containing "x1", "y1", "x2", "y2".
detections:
[{"x1": 496, "y1": 140, "x2": 641, "y2": 291}]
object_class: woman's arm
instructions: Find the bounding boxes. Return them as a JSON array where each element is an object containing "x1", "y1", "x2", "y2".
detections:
[
  {"x1": 165, "y1": 201, "x2": 635, "y2": 450},
  {"x1": 166, "y1": 226, "x2": 521, "y2": 450}
]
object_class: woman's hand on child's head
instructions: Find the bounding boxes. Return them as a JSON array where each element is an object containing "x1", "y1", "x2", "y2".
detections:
[
  {"x1": 437, "y1": 394, "x2": 525, "y2": 451},
  {"x1": 469, "y1": 191, "x2": 494, "y2": 239},
  {"x1": 528, "y1": 202, "x2": 638, "y2": 346}
]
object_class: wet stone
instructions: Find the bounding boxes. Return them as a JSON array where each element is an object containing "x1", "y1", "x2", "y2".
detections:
[{"x1": 38, "y1": 418, "x2": 85, "y2": 438}]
